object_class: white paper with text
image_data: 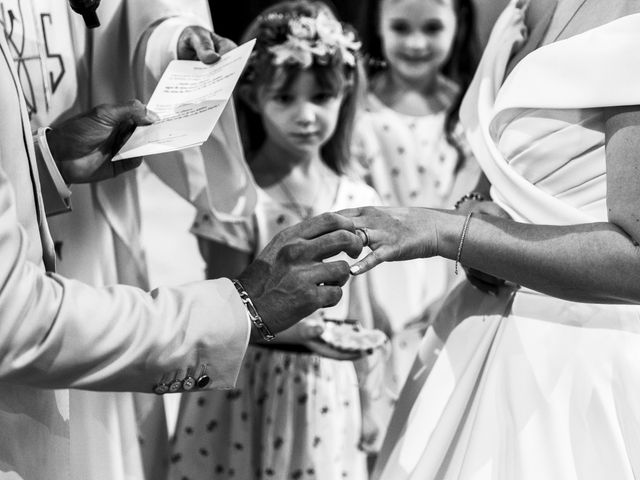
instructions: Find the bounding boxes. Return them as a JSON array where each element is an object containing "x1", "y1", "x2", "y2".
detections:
[{"x1": 113, "y1": 39, "x2": 255, "y2": 161}]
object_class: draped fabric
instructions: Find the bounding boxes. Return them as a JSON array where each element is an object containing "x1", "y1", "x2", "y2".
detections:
[{"x1": 374, "y1": 2, "x2": 640, "y2": 479}]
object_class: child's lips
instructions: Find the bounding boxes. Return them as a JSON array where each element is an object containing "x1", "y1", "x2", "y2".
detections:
[
  {"x1": 399, "y1": 54, "x2": 432, "y2": 63},
  {"x1": 291, "y1": 131, "x2": 318, "y2": 140}
]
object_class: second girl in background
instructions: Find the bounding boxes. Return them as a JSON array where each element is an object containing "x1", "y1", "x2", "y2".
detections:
[
  {"x1": 353, "y1": 0, "x2": 481, "y2": 416},
  {"x1": 170, "y1": 2, "x2": 386, "y2": 478}
]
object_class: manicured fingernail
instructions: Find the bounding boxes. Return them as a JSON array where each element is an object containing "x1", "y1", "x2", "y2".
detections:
[{"x1": 350, "y1": 265, "x2": 361, "y2": 275}]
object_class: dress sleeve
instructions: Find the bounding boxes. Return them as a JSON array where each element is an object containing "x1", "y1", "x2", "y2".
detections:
[
  {"x1": 191, "y1": 207, "x2": 256, "y2": 254},
  {"x1": 0, "y1": 162, "x2": 250, "y2": 393}
]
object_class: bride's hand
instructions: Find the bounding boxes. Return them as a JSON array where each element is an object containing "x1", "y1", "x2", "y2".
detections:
[{"x1": 337, "y1": 206, "x2": 441, "y2": 275}]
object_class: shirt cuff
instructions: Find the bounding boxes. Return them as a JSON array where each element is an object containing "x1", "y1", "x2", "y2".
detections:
[{"x1": 33, "y1": 127, "x2": 72, "y2": 216}]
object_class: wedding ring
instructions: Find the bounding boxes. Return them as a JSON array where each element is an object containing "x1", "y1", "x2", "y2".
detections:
[{"x1": 356, "y1": 227, "x2": 370, "y2": 247}]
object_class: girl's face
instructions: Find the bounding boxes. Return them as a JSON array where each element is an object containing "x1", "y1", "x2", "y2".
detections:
[
  {"x1": 257, "y1": 69, "x2": 344, "y2": 158},
  {"x1": 379, "y1": 0, "x2": 457, "y2": 84}
]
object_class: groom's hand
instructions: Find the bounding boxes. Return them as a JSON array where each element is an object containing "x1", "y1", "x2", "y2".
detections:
[
  {"x1": 46, "y1": 100, "x2": 158, "y2": 184},
  {"x1": 237, "y1": 213, "x2": 363, "y2": 336}
]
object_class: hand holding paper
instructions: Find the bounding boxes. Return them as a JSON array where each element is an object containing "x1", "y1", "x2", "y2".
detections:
[{"x1": 114, "y1": 39, "x2": 255, "y2": 161}]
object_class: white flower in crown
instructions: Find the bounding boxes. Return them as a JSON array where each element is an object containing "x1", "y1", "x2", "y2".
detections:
[
  {"x1": 317, "y1": 12, "x2": 361, "y2": 66},
  {"x1": 289, "y1": 15, "x2": 317, "y2": 40},
  {"x1": 315, "y1": 12, "x2": 343, "y2": 48},
  {"x1": 337, "y1": 30, "x2": 360, "y2": 66},
  {"x1": 267, "y1": 12, "x2": 361, "y2": 68},
  {"x1": 270, "y1": 36, "x2": 314, "y2": 68}
]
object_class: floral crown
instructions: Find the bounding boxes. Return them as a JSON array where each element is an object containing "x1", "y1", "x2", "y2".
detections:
[{"x1": 254, "y1": 10, "x2": 361, "y2": 69}]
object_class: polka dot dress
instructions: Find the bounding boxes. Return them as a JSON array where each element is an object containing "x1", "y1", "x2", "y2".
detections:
[
  {"x1": 173, "y1": 177, "x2": 381, "y2": 480},
  {"x1": 353, "y1": 81, "x2": 460, "y2": 210},
  {"x1": 171, "y1": 348, "x2": 364, "y2": 480},
  {"x1": 351, "y1": 78, "x2": 482, "y2": 433}
]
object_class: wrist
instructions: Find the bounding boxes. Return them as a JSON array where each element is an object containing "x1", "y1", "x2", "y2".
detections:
[
  {"x1": 438, "y1": 211, "x2": 470, "y2": 261},
  {"x1": 232, "y1": 278, "x2": 275, "y2": 341}
]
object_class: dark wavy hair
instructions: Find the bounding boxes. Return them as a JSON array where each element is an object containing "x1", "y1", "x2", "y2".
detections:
[
  {"x1": 365, "y1": 0, "x2": 481, "y2": 171},
  {"x1": 236, "y1": 0, "x2": 365, "y2": 175}
]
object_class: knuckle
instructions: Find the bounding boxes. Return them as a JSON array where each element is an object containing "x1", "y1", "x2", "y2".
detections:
[
  {"x1": 297, "y1": 285, "x2": 319, "y2": 308},
  {"x1": 279, "y1": 242, "x2": 305, "y2": 262},
  {"x1": 93, "y1": 103, "x2": 109, "y2": 117},
  {"x1": 320, "y1": 211, "x2": 339, "y2": 226},
  {"x1": 128, "y1": 99, "x2": 145, "y2": 116},
  {"x1": 333, "y1": 229, "x2": 351, "y2": 245}
]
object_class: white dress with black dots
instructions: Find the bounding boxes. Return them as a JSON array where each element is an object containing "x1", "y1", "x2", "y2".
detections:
[
  {"x1": 353, "y1": 79, "x2": 460, "y2": 209},
  {"x1": 170, "y1": 177, "x2": 381, "y2": 480},
  {"x1": 351, "y1": 82, "x2": 481, "y2": 427}
]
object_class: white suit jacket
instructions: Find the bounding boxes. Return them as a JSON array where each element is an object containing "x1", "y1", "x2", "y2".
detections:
[
  {"x1": 0, "y1": 28, "x2": 250, "y2": 480},
  {"x1": 3, "y1": 2, "x2": 256, "y2": 479}
]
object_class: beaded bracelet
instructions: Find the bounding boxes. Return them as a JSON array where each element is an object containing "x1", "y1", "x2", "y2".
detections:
[
  {"x1": 454, "y1": 212, "x2": 474, "y2": 275},
  {"x1": 454, "y1": 191, "x2": 486, "y2": 210},
  {"x1": 231, "y1": 279, "x2": 275, "y2": 341}
]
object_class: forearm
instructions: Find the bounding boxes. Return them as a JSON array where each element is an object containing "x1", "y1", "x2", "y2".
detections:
[
  {"x1": 0, "y1": 171, "x2": 249, "y2": 391},
  {"x1": 437, "y1": 211, "x2": 640, "y2": 304},
  {"x1": 1, "y1": 263, "x2": 250, "y2": 392}
]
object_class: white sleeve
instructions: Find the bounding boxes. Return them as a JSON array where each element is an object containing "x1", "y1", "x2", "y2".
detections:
[
  {"x1": 134, "y1": 10, "x2": 258, "y2": 224},
  {"x1": 0, "y1": 163, "x2": 250, "y2": 393}
]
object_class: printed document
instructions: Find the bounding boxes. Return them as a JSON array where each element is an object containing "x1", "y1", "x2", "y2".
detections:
[{"x1": 114, "y1": 39, "x2": 255, "y2": 161}]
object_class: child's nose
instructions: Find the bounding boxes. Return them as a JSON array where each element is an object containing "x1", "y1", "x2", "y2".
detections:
[{"x1": 295, "y1": 102, "x2": 316, "y2": 124}]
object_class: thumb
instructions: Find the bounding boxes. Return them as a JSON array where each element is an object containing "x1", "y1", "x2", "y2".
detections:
[
  {"x1": 125, "y1": 99, "x2": 159, "y2": 125},
  {"x1": 104, "y1": 99, "x2": 158, "y2": 126},
  {"x1": 184, "y1": 27, "x2": 220, "y2": 64},
  {"x1": 211, "y1": 32, "x2": 237, "y2": 55}
]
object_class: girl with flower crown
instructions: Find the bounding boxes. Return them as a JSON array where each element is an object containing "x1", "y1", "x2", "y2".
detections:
[
  {"x1": 169, "y1": 2, "x2": 386, "y2": 479},
  {"x1": 351, "y1": 0, "x2": 483, "y2": 427}
]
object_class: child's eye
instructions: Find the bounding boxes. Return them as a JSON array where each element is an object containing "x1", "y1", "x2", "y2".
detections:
[
  {"x1": 422, "y1": 20, "x2": 444, "y2": 35},
  {"x1": 272, "y1": 93, "x2": 293, "y2": 104},
  {"x1": 388, "y1": 20, "x2": 411, "y2": 35},
  {"x1": 312, "y1": 92, "x2": 335, "y2": 104}
]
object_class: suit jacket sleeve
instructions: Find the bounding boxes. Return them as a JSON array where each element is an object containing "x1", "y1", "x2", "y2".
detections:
[{"x1": 0, "y1": 163, "x2": 250, "y2": 393}]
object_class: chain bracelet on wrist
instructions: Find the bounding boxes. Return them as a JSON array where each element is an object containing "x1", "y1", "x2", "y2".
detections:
[
  {"x1": 231, "y1": 279, "x2": 275, "y2": 341},
  {"x1": 454, "y1": 212, "x2": 474, "y2": 275}
]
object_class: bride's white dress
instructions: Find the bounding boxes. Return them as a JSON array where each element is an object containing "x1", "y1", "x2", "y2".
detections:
[{"x1": 373, "y1": 2, "x2": 640, "y2": 479}]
